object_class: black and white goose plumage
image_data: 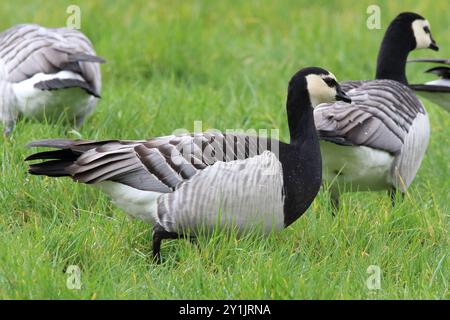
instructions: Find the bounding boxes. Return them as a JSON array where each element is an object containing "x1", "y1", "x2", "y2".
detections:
[
  {"x1": 0, "y1": 24, "x2": 104, "y2": 136},
  {"x1": 408, "y1": 58, "x2": 450, "y2": 112},
  {"x1": 26, "y1": 67, "x2": 351, "y2": 262},
  {"x1": 314, "y1": 12, "x2": 437, "y2": 209}
]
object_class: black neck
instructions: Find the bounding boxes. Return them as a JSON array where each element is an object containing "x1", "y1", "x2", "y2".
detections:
[
  {"x1": 281, "y1": 91, "x2": 322, "y2": 227},
  {"x1": 375, "y1": 23, "x2": 414, "y2": 85},
  {"x1": 287, "y1": 90, "x2": 317, "y2": 144}
]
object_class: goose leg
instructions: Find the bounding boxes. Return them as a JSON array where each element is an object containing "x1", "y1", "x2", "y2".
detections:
[
  {"x1": 388, "y1": 188, "x2": 404, "y2": 207},
  {"x1": 3, "y1": 120, "x2": 15, "y2": 137},
  {"x1": 152, "y1": 224, "x2": 179, "y2": 264},
  {"x1": 330, "y1": 192, "x2": 340, "y2": 216},
  {"x1": 74, "y1": 115, "x2": 86, "y2": 128}
]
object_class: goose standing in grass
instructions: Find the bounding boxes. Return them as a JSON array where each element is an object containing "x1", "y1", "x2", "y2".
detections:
[
  {"x1": 0, "y1": 24, "x2": 104, "y2": 136},
  {"x1": 26, "y1": 67, "x2": 351, "y2": 262},
  {"x1": 408, "y1": 58, "x2": 450, "y2": 112},
  {"x1": 313, "y1": 12, "x2": 438, "y2": 210}
]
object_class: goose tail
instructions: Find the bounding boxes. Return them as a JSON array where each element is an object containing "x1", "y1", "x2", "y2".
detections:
[
  {"x1": 25, "y1": 139, "x2": 96, "y2": 177},
  {"x1": 26, "y1": 150, "x2": 78, "y2": 177},
  {"x1": 408, "y1": 58, "x2": 450, "y2": 65}
]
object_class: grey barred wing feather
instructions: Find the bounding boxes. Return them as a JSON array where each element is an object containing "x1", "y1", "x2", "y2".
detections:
[
  {"x1": 146, "y1": 132, "x2": 277, "y2": 165},
  {"x1": 27, "y1": 132, "x2": 278, "y2": 193},
  {"x1": 27, "y1": 134, "x2": 284, "y2": 233},
  {"x1": 314, "y1": 79, "x2": 429, "y2": 191},
  {"x1": 0, "y1": 24, "x2": 103, "y2": 95},
  {"x1": 315, "y1": 80, "x2": 424, "y2": 153},
  {"x1": 340, "y1": 80, "x2": 367, "y2": 92},
  {"x1": 157, "y1": 151, "x2": 284, "y2": 234},
  {"x1": 28, "y1": 139, "x2": 183, "y2": 193},
  {"x1": 392, "y1": 111, "x2": 429, "y2": 190}
]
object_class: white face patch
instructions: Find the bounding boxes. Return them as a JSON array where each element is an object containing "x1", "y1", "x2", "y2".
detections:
[
  {"x1": 306, "y1": 74, "x2": 337, "y2": 108},
  {"x1": 412, "y1": 19, "x2": 432, "y2": 49}
]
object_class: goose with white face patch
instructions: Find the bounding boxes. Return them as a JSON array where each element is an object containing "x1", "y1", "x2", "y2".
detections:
[
  {"x1": 0, "y1": 24, "x2": 104, "y2": 136},
  {"x1": 408, "y1": 58, "x2": 450, "y2": 112},
  {"x1": 314, "y1": 12, "x2": 437, "y2": 210},
  {"x1": 25, "y1": 67, "x2": 351, "y2": 263}
]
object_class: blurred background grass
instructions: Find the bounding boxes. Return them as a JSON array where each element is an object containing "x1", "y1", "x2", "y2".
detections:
[{"x1": 0, "y1": 0, "x2": 448, "y2": 299}]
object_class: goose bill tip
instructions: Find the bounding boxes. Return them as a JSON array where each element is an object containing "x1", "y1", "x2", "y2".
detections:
[{"x1": 429, "y1": 42, "x2": 439, "y2": 51}]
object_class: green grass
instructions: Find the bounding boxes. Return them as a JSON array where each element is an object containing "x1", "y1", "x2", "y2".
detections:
[{"x1": 0, "y1": 0, "x2": 449, "y2": 299}]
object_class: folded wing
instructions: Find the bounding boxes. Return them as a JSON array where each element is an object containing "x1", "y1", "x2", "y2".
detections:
[{"x1": 26, "y1": 133, "x2": 278, "y2": 193}]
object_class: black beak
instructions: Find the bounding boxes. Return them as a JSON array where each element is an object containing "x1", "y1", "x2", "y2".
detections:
[
  {"x1": 335, "y1": 85, "x2": 352, "y2": 103},
  {"x1": 429, "y1": 39, "x2": 439, "y2": 51}
]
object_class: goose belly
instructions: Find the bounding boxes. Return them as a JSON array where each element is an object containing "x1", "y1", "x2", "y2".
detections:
[
  {"x1": 96, "y1": 181, "x2": 161, "y2": 223},
  {"x1": 321, "y1": 141, "x2": 394, "y2": 192},
  {"x1": 12, "y1": 71, "x2": 93, "y2": 121}
]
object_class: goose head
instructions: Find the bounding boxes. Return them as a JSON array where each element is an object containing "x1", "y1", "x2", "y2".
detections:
[
  {"x1": 286, "y1": 67, "x2": 351, "y2": 142},
  {"x1": 376, "y1": 12, "x2": 438, "y2": 84},
  {"x1": 392, "y1": 12, "x2": 438, "y2": 52},
  {"x1": 288, "y1": 67, "x2": 351, "y2": 109}
]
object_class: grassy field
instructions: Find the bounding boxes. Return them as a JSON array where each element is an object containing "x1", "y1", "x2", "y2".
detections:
[{"x1": 0, "y1": 0, "x2": 448, "y2": 299}]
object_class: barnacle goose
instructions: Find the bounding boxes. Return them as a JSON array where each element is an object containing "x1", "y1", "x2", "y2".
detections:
[
  {"x1": 26, "y1": 67, "x2": 351, "y2": 262},
  {"x1": 0, "y1": 24, "x2": 104, "y2": 136},
  {"x1": 314, "y1": 12, "x2": 438, "y2": 210},
  {"x1": 408, "y1": 58, "x2": 450, "y2": 112}
]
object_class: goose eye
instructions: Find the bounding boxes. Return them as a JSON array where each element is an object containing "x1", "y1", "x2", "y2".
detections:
[
  {"x1": 423, "y1": 26, "x2": 430, "y2": 34},
  {"x1": 324, "y1": 78, "x2": 337, "y2": 87}
]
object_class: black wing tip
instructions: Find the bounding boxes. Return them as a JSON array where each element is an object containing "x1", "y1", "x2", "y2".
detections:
[
  {"x1": 25, "y1": 153, "x2": 42, "y2": 161},
  {"x1": 423, "y1": 66, "x2": 450, "y2": 79},
  {"x1": 409, "y1": 84, "x2": 450, "y2": 92},
  {"x1": 94, "y1": 55, "x2": 106, "y2": 64},
  {"x1": 34, "y1": 79, "x2": 100, "y2": 98},
  {"x1": 408, "y1": 58, "x2": 450, "y2": 65},
  {"x1": 27, "y1": 162, "x2": 72, "y2": 177},
  {"x1": 24, "y1": 149, "x2": 75, "y2": 161},
  {"x1": 69, "y1": 52, "x2": 106, "y2": 64}
]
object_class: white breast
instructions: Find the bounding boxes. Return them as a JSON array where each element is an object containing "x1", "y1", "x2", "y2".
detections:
[{"x1": 321, "y1": 141, "x2": 395, "y2": 192}]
